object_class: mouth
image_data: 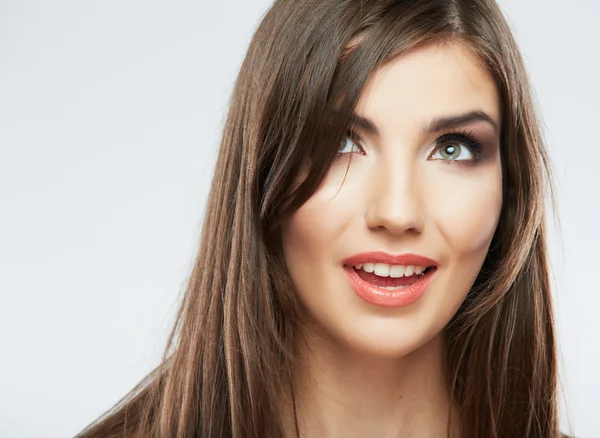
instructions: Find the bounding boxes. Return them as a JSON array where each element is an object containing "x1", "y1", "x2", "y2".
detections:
[
  {"x1": 344, "y1": 263, "x2": 437, "y2": 307},
  {"x1": 349, "y1": 263, "x2": 436, "y2": 290}
]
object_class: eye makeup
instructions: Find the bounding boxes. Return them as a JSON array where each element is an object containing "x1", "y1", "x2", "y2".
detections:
[
  {"x1": 337, "y1": 125, "x2": 494, "y2": 167},
  {"x1": 430, "y1": 128, "x2": 486, "y2": 165}
]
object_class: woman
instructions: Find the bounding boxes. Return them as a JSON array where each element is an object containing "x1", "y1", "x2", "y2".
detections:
[{"x1": 77, "y1": 0, "x2": 571, "y2": 436}]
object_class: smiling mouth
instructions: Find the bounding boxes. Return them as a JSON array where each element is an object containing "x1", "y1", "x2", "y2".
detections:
[{"x1": 351, "y1": 265, "x2": 436, "y2": 289}]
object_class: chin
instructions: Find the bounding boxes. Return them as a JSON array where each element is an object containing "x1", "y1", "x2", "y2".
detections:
[{"x1": 311, "y1": 309, "x2": 446, "y2": 360}]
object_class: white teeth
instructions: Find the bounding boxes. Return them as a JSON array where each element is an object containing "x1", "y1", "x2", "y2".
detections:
[
  {"x1": 362, "y1": 263, "x2": 375, "y2": 273},
  {"x1": 354, "y1": 263, "x2": 429, "y2": 278},
  {"x1": 374, "y1": 263, "x2": 390, "y2": 277},
  {"x1": 390, "y1": 265, "x2": 405, "y2": 278}
]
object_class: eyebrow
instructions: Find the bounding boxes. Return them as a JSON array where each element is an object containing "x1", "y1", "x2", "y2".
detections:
[{"x1": 349, "y1": 110, "x2": 499, "y2": 136}]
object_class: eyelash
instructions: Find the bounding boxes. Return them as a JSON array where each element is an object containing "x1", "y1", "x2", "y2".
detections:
[{"x1": 340, "y1": 129, "x2": 486, "y2": 165}]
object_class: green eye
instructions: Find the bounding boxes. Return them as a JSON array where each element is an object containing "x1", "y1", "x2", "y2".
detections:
[
  {"x1": 430, "y1": 132, "x2": 485, "y2": 164},
  {"x1": 432, "y1": 143, "x2": 474, "y2": 161}
]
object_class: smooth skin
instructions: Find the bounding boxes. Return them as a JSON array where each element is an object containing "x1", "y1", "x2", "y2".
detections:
[{"x1": 281, "y1": 41, "x2": 503, "y2": 437}]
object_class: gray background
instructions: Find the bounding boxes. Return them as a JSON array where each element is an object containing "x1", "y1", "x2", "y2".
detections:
[{"x1": 0, "y1": 1, "x2": 597, "y2": 437}]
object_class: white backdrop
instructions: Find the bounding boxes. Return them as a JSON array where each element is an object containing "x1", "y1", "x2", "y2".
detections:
[{"x1": 0, "y1": 1, "x2": 597, "y2": 437}]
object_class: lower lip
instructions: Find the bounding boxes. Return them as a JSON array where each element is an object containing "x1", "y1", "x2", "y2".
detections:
[{"x1": 344, "y1": 266, "x2": 436, "y2": 307}]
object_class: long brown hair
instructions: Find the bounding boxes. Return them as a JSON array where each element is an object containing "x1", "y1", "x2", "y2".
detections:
[{"x1": 77, "y1": 0, "x2": 571, "y2": 436}]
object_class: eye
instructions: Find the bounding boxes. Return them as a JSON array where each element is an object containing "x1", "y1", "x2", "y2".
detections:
[
  {"x1": 431, "y1": 143, "x2": 473, "y2": 161},
  {"x1": 338, "y1": 131, "x2": 364, "y2": 154},
  {"x1": 430, "y1": 132, "x2": 484, "y2": 164}
]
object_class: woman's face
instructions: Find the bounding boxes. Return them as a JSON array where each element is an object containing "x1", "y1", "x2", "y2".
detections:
[{"x1": 281, "y1": 42, "x2": 502, "y2": 357}]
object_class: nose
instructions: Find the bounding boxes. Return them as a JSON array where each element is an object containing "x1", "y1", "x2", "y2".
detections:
[{"x1": 365, "y1": 161, "x2": 425, "y2": 235}]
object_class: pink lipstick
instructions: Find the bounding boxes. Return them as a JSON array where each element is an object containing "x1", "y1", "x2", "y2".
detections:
[{"x1": 342, "y1": 252, "x2": 438, "y2": 307}]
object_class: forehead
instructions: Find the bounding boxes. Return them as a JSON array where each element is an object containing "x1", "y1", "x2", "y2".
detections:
[{"x1": 355, "y1": 42, "x2": 500, "y2": 133}]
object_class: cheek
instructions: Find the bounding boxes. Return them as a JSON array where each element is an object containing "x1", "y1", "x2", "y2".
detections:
[
  {"x1": 281, "y1": 189, "x2": 345, "y2": 275},
  {"x1": 281, "y1": 203, "x2": 335, "y2": 320},
  {"x1": 281, "y1": 208, "x2": 321, "y2": 271},
  {"x1": 429, "y1": 168, "x2": 502, "y2": 256},
  {"x1": 280, "y1": 172, "x2": 365, "y2": 319},
  {"x1": 421, "y1": 166, "x2": 502, "y2": 328},
  {"x1": 281, "y1": 170, "x2": 360, "y2": 264}
]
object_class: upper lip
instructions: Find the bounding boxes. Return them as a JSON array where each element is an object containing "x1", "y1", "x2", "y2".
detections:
[{"x1": 343, "y1": 251, "x2": 439, "y2": 267}]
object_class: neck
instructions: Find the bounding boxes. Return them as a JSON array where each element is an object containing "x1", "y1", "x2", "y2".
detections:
[{"x1": 281, "y1": 326, "x2": 459, "y2": 438}]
